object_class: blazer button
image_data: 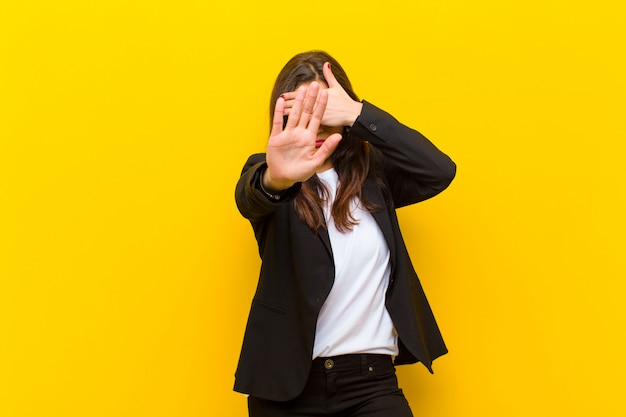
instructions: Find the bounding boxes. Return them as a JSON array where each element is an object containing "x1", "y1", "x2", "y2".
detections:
[
  {"x1": 369, "y1": 123, "x2": 378, "y2": 132},
  {"x1": 324, "y1": 359, "x2": 334, "y2": 369}
]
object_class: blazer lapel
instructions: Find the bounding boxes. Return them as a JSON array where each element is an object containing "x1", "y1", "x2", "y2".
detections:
[
  {"x1": 318, "y1": 226, "x2": 333, "y2": 258},
  {"x1": 363, "y1": 179, "x2": 396, "y2": 262}
]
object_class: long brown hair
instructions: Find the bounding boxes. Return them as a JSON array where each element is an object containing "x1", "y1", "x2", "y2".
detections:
[{"x1": 270, "y1": 51, "x2": 381, "y2": 233}]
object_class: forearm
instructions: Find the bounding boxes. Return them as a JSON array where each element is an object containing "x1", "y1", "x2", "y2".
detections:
[
  {"x1": 235, "y1": 154, "x2": 301, "y2": 222},
  {"x1": 351, "y1": 100, "x2": 456, "y2": 206}
]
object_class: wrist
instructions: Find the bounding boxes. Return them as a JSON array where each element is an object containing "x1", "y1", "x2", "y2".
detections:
[
  {"x1": 345, "y1": 101, "x2": 363, "y2": 126},
  {"x1": 262, "y1": 167, "x2": 293, "y2": 194}
]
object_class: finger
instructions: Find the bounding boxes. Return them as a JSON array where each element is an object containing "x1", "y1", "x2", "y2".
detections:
[
  {"x1": 281, "y1": 91, "x2": 297, "y2": 101},
  {"x1": 308, "y1": 88, "x2": 328, "y2": 133},
  {"x1": 285, "y1": 85, "x2": 306, "y2": 129},
  {"x1": 323, "y1": 62, "x2": 339, "y2": 88},
  {"x1": 312, "y1": 132, "x2": 342, "y2": 164},
  {"x1": 283, "y1": 90, "x2": 305, "y2": 114},
  {"x1": 298, "y1": 82, "x2": 319, "y2": 128},
  {"x1": 282, "y1": 97, "x2": 294, "y2": 111},
  {"x1": 270, "y1": 96, "x2": 285, "y2": 136}
]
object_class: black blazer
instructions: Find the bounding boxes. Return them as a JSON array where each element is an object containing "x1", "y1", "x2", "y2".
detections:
[{"x1": 234, "y1": 101, "x2": 456, "y2": 401}]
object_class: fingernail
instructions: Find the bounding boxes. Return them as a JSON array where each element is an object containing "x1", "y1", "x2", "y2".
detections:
[
  {"x1": 327, "y1": 63, "x2": 331, "y2": 69},
  {"x1": 280, "y1": 94, "x2": 285, "y2": 99}
]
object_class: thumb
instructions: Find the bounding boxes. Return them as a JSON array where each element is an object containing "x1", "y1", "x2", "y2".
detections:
[
  {"x1": 323, "y1": 62, "x2": 339, "y2": 88},
  {"x1": 312, "y1": 132, "x2": 342, "y2": 165}
]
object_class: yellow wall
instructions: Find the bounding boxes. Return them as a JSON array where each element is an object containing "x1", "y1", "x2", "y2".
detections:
[{"x1": 1, "y1": 1, "x2": 624, "y2": 415}]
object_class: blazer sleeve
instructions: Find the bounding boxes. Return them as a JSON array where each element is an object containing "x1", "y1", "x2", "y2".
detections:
[
  {"x1": 235, "y1": 153, "x2": 302, "y2": 224},
  {"x1": 350, "y1": 100, "x2": 456, "y2": 208}
]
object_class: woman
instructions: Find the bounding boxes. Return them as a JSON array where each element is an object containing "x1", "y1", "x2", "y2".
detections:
[{"x1": 234, "y1": 51, "x2": 456, "y2": 416}]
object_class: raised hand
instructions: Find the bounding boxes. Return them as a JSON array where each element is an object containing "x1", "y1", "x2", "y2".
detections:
[
  {"x1": 320, "y1": 62, "x2": 363, "y2": 127},
  {"x1": 280, "y1": 63, "x2": 363, "y2": 128},
  {"x1": 263, "y1": 81, "x2": 343, "y2": 192}
]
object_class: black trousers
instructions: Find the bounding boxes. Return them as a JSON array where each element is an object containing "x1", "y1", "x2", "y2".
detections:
[{"x1": 248, "y1": 354, "x2": 414, "y2": 417}]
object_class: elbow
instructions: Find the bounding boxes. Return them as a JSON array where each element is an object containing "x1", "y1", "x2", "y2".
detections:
[
  {"x1": 434, "y1": 157, "x2": 456, "y2": 193},
  {"x1": 444, "y1": 158, "x2": 457, "y2": 187}
]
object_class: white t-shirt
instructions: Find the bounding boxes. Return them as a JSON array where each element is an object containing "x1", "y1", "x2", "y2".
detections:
[{"x1": 312, "y1": 167, "x2": 398, "y2": 359}]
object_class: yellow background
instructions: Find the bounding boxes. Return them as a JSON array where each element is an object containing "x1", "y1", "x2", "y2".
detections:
[{"x1": 1, "y1": 1, "x2": 624, "y2": 416}]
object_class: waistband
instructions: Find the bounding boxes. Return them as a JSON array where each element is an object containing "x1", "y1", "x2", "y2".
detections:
[{"x1": 312, "y1": 354, "x2": 393, "y2": 372}]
